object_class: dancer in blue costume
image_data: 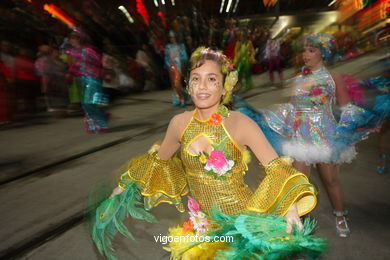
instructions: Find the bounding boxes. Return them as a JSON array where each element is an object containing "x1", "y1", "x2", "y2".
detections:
[
  {"x1": 68, "y1": 29, "x2": 108, "y2": 133},
  {"x1": 237, "y1": 33, "x2": 390, "y2": 238},
  {"x1": 164, "y1": 31, "x2": 188, "y2": 106}
]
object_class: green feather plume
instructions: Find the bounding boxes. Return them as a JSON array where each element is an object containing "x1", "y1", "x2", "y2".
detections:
[
  {"x1": 89, "y1": 182, "x2": 157, "y2": 260},
  {"x1": 209, "y1": 209, "x2": 327, "y2": 260}
]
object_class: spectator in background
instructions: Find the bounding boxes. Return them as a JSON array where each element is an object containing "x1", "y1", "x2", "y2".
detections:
[
  {"x1": 126, "y1": 56, "x2": 145, "y2": 92},
  {"x1": 184, "y1": 35, "x2": 195, "y2": 58},
  {"x1": 0, "y1": 41, "x2": 15, "y2": 78},
  {"x1": 136, "y1": 43, "x2": 158, "y2": 92},
  {"x1": 35, "y1": 45, "x2": 69, "y2": 115},
  {"x1": 234, "y1": 30, "x2": 256, "y2": 90},
  {"x1": 222, "y1": 19, "x2": 237, "y2": 60},
  {"x1": 14, "y1": 46, "x2": 39, "y2": 118},
  {"x1": 102, "y1": 44, "x2": 121, "y2": 100},
  {"x1": 0, "y1": 40, "x2": 15, "y2": 121},
  {"x1": 265, "y1": 34, "x2": 284, "y2": 85},
  {"x1": 0, "y1": 60, "x2": 11, "y2": 123}
]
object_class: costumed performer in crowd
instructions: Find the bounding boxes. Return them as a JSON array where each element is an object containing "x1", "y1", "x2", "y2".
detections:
[
  {"x1": 165, "y1": 31, "x2": 188, "y2": 107},
  {"x1": 236, "y1": 33, "x2": 390, "y2": 238},
  {"x1": 67, "y1": 29, "x2": 109, "y2": 133},
  {"x1": 90, "y1": 47, "x2": 326, "y2": 260}
]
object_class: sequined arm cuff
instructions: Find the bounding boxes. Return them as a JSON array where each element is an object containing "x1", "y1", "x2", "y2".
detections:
[
  {"x1": 246, "y1": 157, "x2": 317, "y2": 216},
  {"x1": 118, "y1": 143, "x2": 188, "y2": 212}
]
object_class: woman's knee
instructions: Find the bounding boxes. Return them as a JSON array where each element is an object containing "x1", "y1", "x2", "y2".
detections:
[{"x1": 318, "y1": 166, "x2": 340, "y2": 187}]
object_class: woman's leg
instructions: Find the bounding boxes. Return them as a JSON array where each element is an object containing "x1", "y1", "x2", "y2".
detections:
[
  {"x1": 83, "y1": 103, "x2": 107, "y2": 132},
  {"x1": 293, "y1": 161, "x2": 311, "y2": 176},
  {"x1": 268, "y1": 58, "x2": 274, "y2": 83},
  {"x1": 317, "y1": 163, "x2": 350, "y2": 237}
]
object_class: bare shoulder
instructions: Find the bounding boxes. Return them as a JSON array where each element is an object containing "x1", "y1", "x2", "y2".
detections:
[
  {"x1": 228, "y1": 110, "x2": 257, "y2": 126},
  {"x1": 172, "y1": 110, "x2": 192, "y2": 120},
  {"x1": 170, "y1": 110, "x2": 193, "y2": 132},
  {"x1": 328, "y1": 69, "x2": 342, "y2": 79},
  {"x1": 225, "y1": 111, "x2": 260, "y2": 138}
]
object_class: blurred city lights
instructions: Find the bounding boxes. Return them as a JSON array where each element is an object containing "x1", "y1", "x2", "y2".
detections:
[
  {"x1": 154, "y1": 0, "x2": 159, "y2": 7},
  {"x1": 337, "y1": 0, "x2": 364, "y2": 23},
  {"x1": 43, "y1": 4, "x2": 75, "y2": 28},
  {"x1": 136, "y1": 0, "x2": 150, "y2": 26},
  {"x1": 118, "y1": 6, "x2": 134, "y2": 24},
  {"x1": 328, "y1": 0, "x2": 337, "y2": 7},
  {"x1": 171, "y1": 0, "x2": 175, "y2": 6},
  {"x1": 314, "y1": 11, "x2": 338, "y2": 32},
  {"x1": 226, "y1": 0, "x2": 233, "y2": 13},
  {"x1": 264, "y1": 0, "x2": 278, "y2": 7},
  {"x1": 157, "y1": 11, "x2": 167, "y2": 28},
  {"x1": 233, "y1": 0, "x2": 240, "y2": 13},
  {"x1": 220, "y1": 0, "x2": 226, "y2": 14},
  {"x1": 272, "y1": 17, "x2": 289, "y2": 38}
]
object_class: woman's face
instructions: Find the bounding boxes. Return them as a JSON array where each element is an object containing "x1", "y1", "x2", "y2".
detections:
[
  {"x1": 302, "y1": 45, "x2": 323, "y2": 69},
  {"x1": 188, "y1": 60, "x2": 225, "y2": 110}
]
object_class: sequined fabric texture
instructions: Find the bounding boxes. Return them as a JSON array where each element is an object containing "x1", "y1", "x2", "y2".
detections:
[
  {"x1": 119, "y1": 152, "x2": 188, "y2": 212},
  {"x1": 264, "y1": 67, "x2": 356, "y2": 164},
  {"x1": 180, "y1": 115, "x2": 250, "y2": 216}
]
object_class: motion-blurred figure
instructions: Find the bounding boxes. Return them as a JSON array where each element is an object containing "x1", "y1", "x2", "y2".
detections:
[
  {"x1": 164, "y1": 31, "x2": 188, "y2": 106},
  {"x1": 102, "y1": 44, "x2": 121, "y2": 100},
  {"x1": 241, "y1": 34, "x2": 355, "y2": 238},
  {"x1": 35, "y1": 45, "x2": 69, "y2": 114},
  {"x1": 0, "y1": 40, "x2": 14, "y2": 123},
  {"x1": 265, "y1": 33, "x2": 283, "y2": 84},
  {"x1": 222, "y1": 19, "x2": 237, "y2": 60},
  {"x1": 67, "y1": 29, "x2": 109, "y2": 133},
  {"x1": 14, "y1": 47, "x2": 39, "y2": 118},
  {"x1": 136, "y1": 43, "x2": 158, "y2": 92},
  {"x1": 0, "y1": 60, "x2": 11, "y2": 123},
  {"x1": 234, "y1": 31, "x2": 256, "y2": 90}
]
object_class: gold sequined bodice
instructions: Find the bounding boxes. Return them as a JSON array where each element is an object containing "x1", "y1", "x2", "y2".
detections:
[{"x1": 180, "y1": 112, "x2": 251, "y2": 215}]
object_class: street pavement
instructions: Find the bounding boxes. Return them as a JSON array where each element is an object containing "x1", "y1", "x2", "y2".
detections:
[{"x1": 0, "y1": 50, "x2": 389, "y2": 260}]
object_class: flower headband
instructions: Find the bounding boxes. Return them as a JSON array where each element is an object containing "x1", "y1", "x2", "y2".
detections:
[
  {"x1": 189, "y1": 47, "x2": 238, "y2": 104},
  {"x1": 303, "y1": 33, "x2": 336, "y2": 61}
]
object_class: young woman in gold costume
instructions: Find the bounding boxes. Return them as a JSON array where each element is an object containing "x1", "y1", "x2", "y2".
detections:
[{"x1": 91, "y1": 47, "x2": 325, "y2": 260}]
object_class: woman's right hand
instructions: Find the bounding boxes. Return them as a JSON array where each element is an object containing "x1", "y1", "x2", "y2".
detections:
[{"x1": 109, "y1": 186, "x2": 124, "y2": 198}]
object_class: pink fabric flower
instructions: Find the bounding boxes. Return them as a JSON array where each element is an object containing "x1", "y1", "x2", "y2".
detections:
[
  {"x1": 187, "y1": 196, "x2": 200, "y2": 214},
  {"x1": 207, "y1": 150, "x2": 227, "y2": 169},
  {"x1": 311, "y1": 88, "x2": 323, "y2": 97},
  {"x1": 302, "y1": 66, "x2": 311, "y2": 75},
  {"x1": 204, "y1": 150, "x2": 235, "y2": 176}
]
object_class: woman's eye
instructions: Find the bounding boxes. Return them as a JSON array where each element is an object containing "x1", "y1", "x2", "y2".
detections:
[
  {"x1": 191, "y1": 77, "x2": 198, "y2": 82},
  {"x1": 208, "y1": 77, "x2": 216, "y2": 82}
]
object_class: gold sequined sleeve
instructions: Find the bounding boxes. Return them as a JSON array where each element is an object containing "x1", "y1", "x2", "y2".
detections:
[
  {"x1": 118, "y1": 143, "x2": 188, "y2": 212},
  {"x1": 246, "y1": 157, "x2": 317, "y2": 216}
]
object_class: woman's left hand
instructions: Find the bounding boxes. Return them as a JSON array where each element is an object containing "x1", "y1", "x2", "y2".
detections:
[{"x1": 285, "y1": 203, "x2": 303, "y2": 234}]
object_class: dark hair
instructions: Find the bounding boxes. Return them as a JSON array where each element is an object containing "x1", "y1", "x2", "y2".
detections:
[{"x1": 187, "y1": 49, "x2": 226, "y2": 80}]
